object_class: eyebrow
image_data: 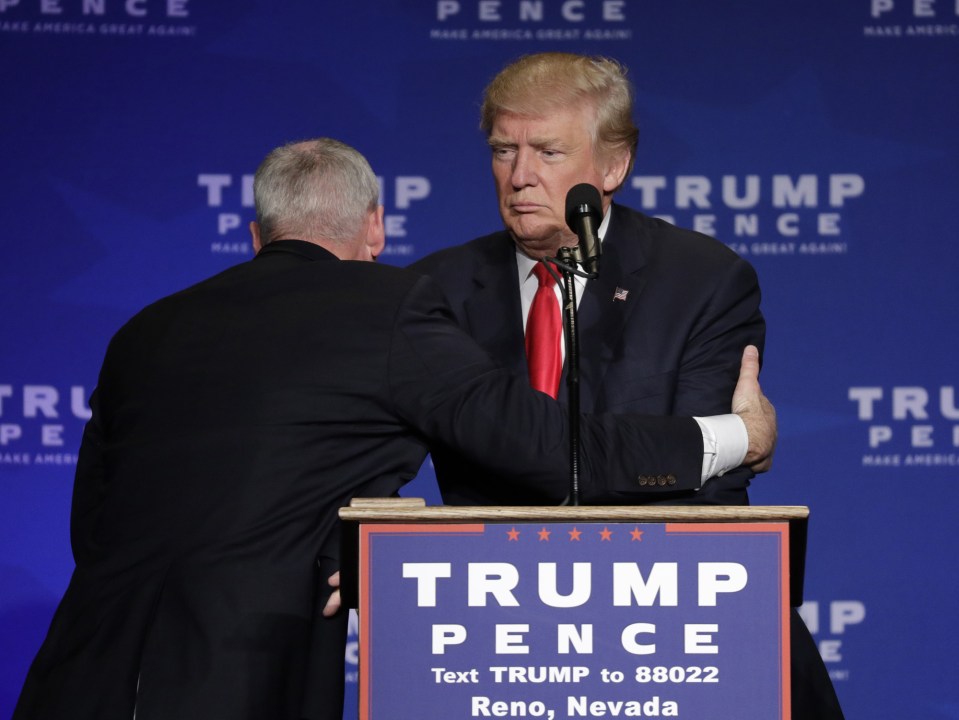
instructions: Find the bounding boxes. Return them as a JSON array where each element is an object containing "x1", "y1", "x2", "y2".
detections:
[{"x1": 488, "y1": 134, "x2": 573, "y2": 151}]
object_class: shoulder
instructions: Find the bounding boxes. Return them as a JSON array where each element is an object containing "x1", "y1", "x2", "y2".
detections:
[
  {"x1": 408, "y1": 231, "x2": 512, "y2": 279},
  {"x1": 341, "y1": 261, "x2": 454, "y2": 316},
  {"x1": 612, "y1": 203, "x2": 756, "y2": 279},
  {"x1": 112, "y1": 257, "x2": 429, "y2": 345},
  {"x1": 340, "y1": 258, "x2": 425, "y2": 291}
]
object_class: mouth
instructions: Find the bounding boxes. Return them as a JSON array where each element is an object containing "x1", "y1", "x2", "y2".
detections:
[{"x1": 508, "y1": 199, "x2": 544, "y2": 213}]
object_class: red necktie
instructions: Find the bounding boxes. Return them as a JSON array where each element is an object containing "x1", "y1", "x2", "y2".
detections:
[{"x1": 525, "y1": 263, "x2": 562, "y2": 398}]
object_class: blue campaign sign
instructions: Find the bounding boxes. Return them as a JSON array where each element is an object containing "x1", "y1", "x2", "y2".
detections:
[{"x1": 359, "y1": 522, "x2": 790, "y2": 719}]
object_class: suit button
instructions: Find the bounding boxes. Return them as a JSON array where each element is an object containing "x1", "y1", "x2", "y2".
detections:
[
  {"x1": 667, "y1": 475, "x2": 676, "y2": 486},
  {"x1": 638, "y1": 477, "x2": 648, "y2": 486},
  {"x1": 657, "y1": 475, "x2": 667, "y2": 486}
]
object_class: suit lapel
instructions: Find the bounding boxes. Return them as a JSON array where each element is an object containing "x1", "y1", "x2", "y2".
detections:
[
  {"x1": 460, "y1": 214, "x2": 652, "y2": 403},
  {"x1": 463, "y1": 234, "x2": 528, "y2": 379},
  {"x1": 571, "y1": 204, "x2": 651, "y2": 409}
]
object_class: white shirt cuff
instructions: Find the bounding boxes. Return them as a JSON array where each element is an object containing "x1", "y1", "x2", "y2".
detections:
[{"x1": 693, "y1": 414, "x2": 749, "y2": 485}]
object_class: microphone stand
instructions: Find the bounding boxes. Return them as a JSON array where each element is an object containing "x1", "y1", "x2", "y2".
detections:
[{"x1": 545, "y1": 247, "x2": 589, "y2": 506}]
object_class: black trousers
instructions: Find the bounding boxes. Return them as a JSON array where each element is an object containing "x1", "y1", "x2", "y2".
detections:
[{"x1": 790, "y1": 609, "x2": 845, "y2": 719}]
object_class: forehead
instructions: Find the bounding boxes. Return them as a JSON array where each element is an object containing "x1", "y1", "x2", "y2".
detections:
[{"x1": 489, "y1": 105, "x2": 596, "y2": 146}]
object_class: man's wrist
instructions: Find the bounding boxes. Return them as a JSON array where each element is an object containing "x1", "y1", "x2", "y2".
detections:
[{"x1": 694, "y1": 414, "x2": 749, "y2": 483}]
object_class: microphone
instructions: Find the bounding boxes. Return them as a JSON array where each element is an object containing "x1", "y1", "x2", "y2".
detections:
[{"x1": 565, "y1": 183, "x2": 603, "y2": 278}]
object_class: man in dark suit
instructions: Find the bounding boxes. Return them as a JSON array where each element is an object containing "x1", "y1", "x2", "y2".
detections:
[
  {"x1": 411, "y1": 53, "x2": 843, "y2": 718},
  {"x1": 14, "y1": 138, "x2": 777, "y2": 720},
  {"x1": 412, "y1": 52, "x2": 763, "y2": 508}
]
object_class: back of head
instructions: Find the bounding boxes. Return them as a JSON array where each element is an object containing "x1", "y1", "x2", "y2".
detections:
[
  {"x1": 253, "y1": 138, "x2": 380, "y2": 247},
  {"x1": 480, "y1": 52, "x2": 639, "y2": 180}
]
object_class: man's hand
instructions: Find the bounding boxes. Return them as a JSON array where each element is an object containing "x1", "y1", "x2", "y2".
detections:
[
  {"x1": 732, "y1": 345, "x2": 777, "y2": 473},
  {"x1": 322, "y1": 571, "x2": 341, "y2": 617}
]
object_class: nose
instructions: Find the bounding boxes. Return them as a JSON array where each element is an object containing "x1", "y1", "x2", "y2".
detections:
[{"x1": 510, "y1": 147, "x2": 538, "y2": 189}]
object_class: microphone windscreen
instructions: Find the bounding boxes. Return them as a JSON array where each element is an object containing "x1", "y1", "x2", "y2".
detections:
[{"x1": 565, "y1": 183, "x2": 602, "y2": 227}]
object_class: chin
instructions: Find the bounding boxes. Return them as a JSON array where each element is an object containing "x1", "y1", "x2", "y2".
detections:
[
  {"x1": 513, "y1": 236, "x2": 561, "y2": 259},
  {"x1": 510, "y1": 221, "x2": 551, "y2": 241}
]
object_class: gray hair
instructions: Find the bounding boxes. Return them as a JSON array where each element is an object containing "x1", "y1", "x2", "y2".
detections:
[{"x1": 253, "y1": 138, "x2": 380, "y2": 246}]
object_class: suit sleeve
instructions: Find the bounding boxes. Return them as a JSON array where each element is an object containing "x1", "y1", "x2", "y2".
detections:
[
  {"x1": 70, "y1": 387, "x2": 108, "y2": 566},
  {"x1": 672, "y1": 253, "x2": 765, "y2": 497},
  {"x1": 673, "y1": 254, "x2": 765, "y2": 417},
  {"x1": 385, "y1": 276, "x2": 705, "y2": 503},
  {"x1": 69, "y1": 323, "x2": 130, "y2": 565}
]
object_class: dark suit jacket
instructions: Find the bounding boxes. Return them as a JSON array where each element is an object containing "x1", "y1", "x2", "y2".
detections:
[
  {"x1": 15, "y1": 240, "x2": 709, "y2": 720},
  {"x1": 411, "y1": 203, "x2": 766, "y2": 506}
]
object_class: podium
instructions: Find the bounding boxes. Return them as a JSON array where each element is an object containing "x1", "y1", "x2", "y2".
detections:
[{"x1": 340, "y1": 500, "x2": 808, "y2": 720}]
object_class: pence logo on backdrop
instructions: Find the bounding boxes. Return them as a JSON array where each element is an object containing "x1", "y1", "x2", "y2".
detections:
[
  {"x1": 0, "y1": 384, "x2": 90, "y2": 467},
  {"x1": 197, "y1": 172, "x2": 431, "y2": 258},
  {"x1": 0, "y1": 0, "x2": 197, "y2": 38},
  {"x1": 345, "y1": 610, "x2": 360, "y2": 686},
  {"x1": 431, "y1": 0, "x2": 631, "y2": 42},
  {"x1": 627, "y1": 173, "x2": 866, "y2": 257},
  {"x1": 864, "y1": 0, "x2": 959, "y2": 38},
  {"x1": 849, "y1": 385, "x2": 959, "y2": 468},
  {"x1": 797, "y1": 599, "x2": 866, "y2": 683}
]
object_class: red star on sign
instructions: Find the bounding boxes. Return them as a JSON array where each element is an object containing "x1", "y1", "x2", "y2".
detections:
[
  {"x1": 599, "y1": 527, "x2": 613, "y2": 541},
  {"x1": 506, "y1": 527, "x2": 520, "y2": 541},
  {"x1": 568, "y1": 527, "x2": 582, "y2": 541},
  {"x1": 630, "y1": 527, "x2": 645, "y2": 542},
  {"x1": 538, "y1": 527, "x2": 551, "y2": 541}
]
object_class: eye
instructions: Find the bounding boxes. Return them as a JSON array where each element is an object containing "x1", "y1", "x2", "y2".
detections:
[{"x1": 491, "y1": 146, "x2": 516, "y2": 161}]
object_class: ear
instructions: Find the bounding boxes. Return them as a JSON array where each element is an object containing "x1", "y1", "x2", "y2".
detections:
[
  {"x1": 250, "y1": 221, "x2": 263, "y2": 254},
  {"x1": 364, "y1": 205, "x2": 386, "y2": 261},
  {"x1": 601, "y1": 148, "x2": 631, "y2": 195}
]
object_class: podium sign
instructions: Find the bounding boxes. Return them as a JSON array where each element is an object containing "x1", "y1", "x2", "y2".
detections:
[{"x1": 356, "y1": 519, "x2": 791, "y2": 720}]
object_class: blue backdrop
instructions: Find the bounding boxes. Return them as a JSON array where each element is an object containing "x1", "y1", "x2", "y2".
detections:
[{"x1": 2, "y1": 2, "x2": 957, "y2": 718}]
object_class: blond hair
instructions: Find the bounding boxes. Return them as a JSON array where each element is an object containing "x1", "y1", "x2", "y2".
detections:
[{"x1": 480, "y1": 53, "x2": 639, "y2": 184}]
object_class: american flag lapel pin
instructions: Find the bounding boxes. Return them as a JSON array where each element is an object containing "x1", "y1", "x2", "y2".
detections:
[{"x1": 613, "y1": 287, "x2": 629, "y2": 302}]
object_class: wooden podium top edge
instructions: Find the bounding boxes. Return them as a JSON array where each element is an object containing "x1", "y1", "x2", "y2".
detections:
[{"x1": 339, "y1": 500, "x2": 809, "y2": 523}]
